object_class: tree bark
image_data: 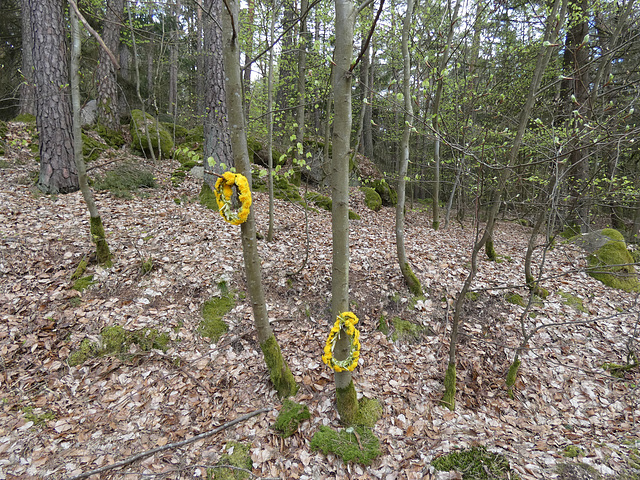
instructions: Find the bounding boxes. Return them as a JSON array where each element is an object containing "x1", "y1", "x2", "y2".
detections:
[
  {"x1": 19, "y1": 0, "x2": 36, "y2": 116},
  {"x1": 97, "y1": 0, "x2": 124, "y2": 130},
  {"x1": 396, "y1": 0, "x2": 421, "y2": 296},
  {"x1": 203, "y1": 0, "x2": 233, "y2": 181},
  {"x1": 221, "y1": 0, "x2": 297, "y2": 398},
  {"x1": 29, "y1": 0, "x2": 78, "y2": 194}
]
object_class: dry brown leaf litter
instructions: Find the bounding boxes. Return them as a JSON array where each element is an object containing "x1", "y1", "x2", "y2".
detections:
[{"x1": 0, "y1": 124, "x2": 638, "y2": 480}]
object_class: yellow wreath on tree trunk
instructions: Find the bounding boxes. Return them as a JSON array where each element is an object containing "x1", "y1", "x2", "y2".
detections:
[
  {"x1": 322, "y1": 312, "x2": 361, "y2": 372},
  {"x1": 213, "y1": 171, "x2": 252, "y2": 225}
]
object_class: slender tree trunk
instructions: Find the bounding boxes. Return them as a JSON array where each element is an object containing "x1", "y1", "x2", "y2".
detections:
[
  {"x1": 70, "y1": 2, "x2": 111, "y2": 264},
  {"x1": 196, "y1": 3, "x2": 205, "y2": 117},
  {"x1": 396, "y1": 0, "x2": 421, "y2": 296},
  {"x1": 242, "y1": 0, "x2": 255, "y2": 118},
  {"x1": 293, "y1": 0, "x2": 309, "y2": 186},
  {"x1": 168, "y1": 0, "x2": 180, "y2": 116},
  {"x1": 432, "y1": 0, "x2": 461, "y2": 231},
  {"x1": 203, "y1": 0, "x2": 233, "y2": 181},
  {"x1": 331, "y1": 0, "x2": 358, "y2": 424},
  {"x1": 266, "y1": 4, "x2": 276, "y2": 242},
  {"x1": 97, "y1": 0, "x2": 124, "y2": 130},
  {"x1": 29, "y1": 0, "x2": 78, "y2": 194},
  {"x1": 20, "y1": 0, "x2": 36, "y2": 116},
  {"x1": 222, "y1": 0, "x2": 297, "y2": 398}
]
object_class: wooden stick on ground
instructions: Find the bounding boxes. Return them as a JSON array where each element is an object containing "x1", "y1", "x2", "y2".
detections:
[{"x1": 68, "y1": 407, "x2": 273, "y2": 480}]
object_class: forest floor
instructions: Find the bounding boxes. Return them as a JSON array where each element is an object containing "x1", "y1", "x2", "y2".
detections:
[{"x1": 0, "y1": 121, "x2": 639, "y2": 480}]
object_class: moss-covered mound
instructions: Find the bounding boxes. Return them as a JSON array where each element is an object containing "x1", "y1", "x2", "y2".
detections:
[
  {"x1": 311, "y1": 425, "x2": 381, "y2": 466},
  {"x1": 68, "y1": 325, "x2": 170, "y2": 366},
  {"x1": 360, "y1": 186, "x2": 382, "y2": 211},
  {"x1": 273, "y1": 399, "x2": 311, "y2": 438},
  {"x1": 81, "y1": 132, "x2": 108, "y2": 162},
  {"x1": 371, "y1": 179, "x2": 397, "y2": 207},
  {"x1": 95, "y1": 125, "x2": 125, "y2": 149},
  {"x1": 586, "y1": 229, "x2": 640, "y2": 292},
  {"x1": 130, "y1": 109, "x2": 174, "y2": 158}
]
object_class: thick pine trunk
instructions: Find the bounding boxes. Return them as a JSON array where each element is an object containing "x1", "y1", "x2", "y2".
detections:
[
  {"x1": 97, "y1": 0, "x2": 124, "y2": 131},
  {"x1": 20, "y1": 0, "x2": 36, "y2": 116},
  {"x1": 29, "y1": 0, "x2": 78, "y2": 194},
  {"x1": 203, "y1": 0, "x2": 233, "y2": 181}
]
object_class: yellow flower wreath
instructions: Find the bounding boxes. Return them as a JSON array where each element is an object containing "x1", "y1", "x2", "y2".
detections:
[
  {"x1": 213, "y1": 172, "x2": 252, "y2": 225},
  {"x1": 322, "y1": 311, "x2": 361, "y2": 372}
]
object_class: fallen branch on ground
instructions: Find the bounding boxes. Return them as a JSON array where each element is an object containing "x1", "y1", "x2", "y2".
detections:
[{"x1": 68, "y1": 406, "x2": 273, "y2": 480}]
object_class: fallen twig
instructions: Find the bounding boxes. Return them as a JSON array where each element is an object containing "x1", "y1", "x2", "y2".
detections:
[{"x1": 67, "y1": 407, "x2": 273, "y2": 480}]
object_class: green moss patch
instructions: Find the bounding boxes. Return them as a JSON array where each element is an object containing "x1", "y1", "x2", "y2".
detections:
[
  {"x1": 360, "y1": 186, "x2": 382, "y2": 211},
  {"x1": 93, "y1": 163, "x2": 157, "y2": 198},
  {"x1": 587, "y1": 230, "x2": 640, "y2": 292},
  {"x1": 310, "y1": 425, "x2": 381, "y2": 466},
  {"x1": 13, "y1": 113, "x2": 36, "y2": 123},
  {"x1": 441, "y1": 362, "x2": 456, "y2": 410},
  {"x1": 563, "y1": 445, "x2": 585, "y2": 458},
  {"x1": 68, "y1": 325, "x2": 170, "y2": 366},
  {"x1": 21, "y1": 406, "x2": 56, "y2": 427},
  {"x1": 557, "y1": 290, "x2": 588, "y2": 313},
  {"x1": 252, "y1": 170, "x2": 303, "y2": 203},
  {"x1": 81, "y1": 132, "x2": 108, "y2": 162},
  {"x1": 72, "y1": 275, "x2": 95, "y2": 292},
  {"x1": 199, "y1": 294, "x2": 235, "y2": 342},
  {"x1": 432, "y1": 445, "x2": 519, "y2": 479},
  {"x1": 95, "y1": 125, "x2": 125, "y2": 148},
  {"x1": 273, "y1": 399, "x2": 310, "y2": 438},
  {"x1": 391, "y1": 317, "x2": 424, "y2": 343},
  {"x1": 209, "y1": 442, "x2": 253, "y2": 480},
  {"x1": 377, "y1": 315, "x2": 389, "y2": 335}
]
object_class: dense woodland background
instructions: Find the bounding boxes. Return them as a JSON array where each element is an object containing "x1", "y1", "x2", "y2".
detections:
[{"x1": 1, "y1": 0, "x2": 640, "y2": 478}]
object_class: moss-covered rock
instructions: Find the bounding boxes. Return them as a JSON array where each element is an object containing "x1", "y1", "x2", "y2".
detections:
[
  {"x1": 360, "y1": 186, "x2": 382, "y2": 211},
  {"x1": 585, "y1": 229, "x2": 640, "y2": 292},
  {"x1": 184, "y1": 125, "x2": 204, "y2": 144},
  {"x1": 251, "y1": 169, "x2": 303, "y2": 203},
  {"x1": 557, "y1": 290, "x2": 588, "y2": 313},
  {"x1": 391, "y1": 317, "x2": 424, "y2": 343},
  {"x1": 130, "y1": 109, "x2": 174, "y2": 158},
  {"x1": 81, "y1": 132, "x2": 108, "y2": 162},
  {"x1": 95, "y1": 125, "x2": 125, "y2": 149},
  {"x1": 161, "y1": 121, "x2": 189, "y2": 142},
  {"x1": 370, "y1": 179, "x2": 397, "y2": 207}
]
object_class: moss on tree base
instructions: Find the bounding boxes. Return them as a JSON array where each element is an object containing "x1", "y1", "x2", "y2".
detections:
[
  {"x1": 441, "y1": 362, "x2": 456, "y2": 411},
  {"x1": 90, "y1": 216, "x2": 112, "y2": 266},
  {"x1": 260, "y1": 335, "x2": 298, "y2": 398},
  {"x1": 506, "y1": 356, "x2": 521, "y2": 399}
]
